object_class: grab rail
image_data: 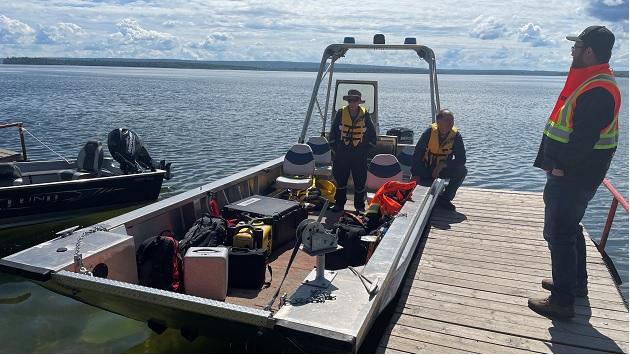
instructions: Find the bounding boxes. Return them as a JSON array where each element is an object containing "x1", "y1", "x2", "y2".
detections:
[
  {"x1": 597, "y1": 178, "x2": 629, "y2": 253},
  {"x1": 0, "y1": 122, "x2": 27, "y2": 161}
]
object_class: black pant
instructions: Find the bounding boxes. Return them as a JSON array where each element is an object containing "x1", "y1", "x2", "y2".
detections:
[
  {"x1": 416, "y1": 164, "x2": 467, "y2": 201},
  {"x1": 332, "y1": 151, "x2": 367, "y2": 210}
]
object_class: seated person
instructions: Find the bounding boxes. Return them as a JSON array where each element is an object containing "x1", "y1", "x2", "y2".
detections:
[{"x1": 410, "y1": 108, "x2": 467, "y2": 210}]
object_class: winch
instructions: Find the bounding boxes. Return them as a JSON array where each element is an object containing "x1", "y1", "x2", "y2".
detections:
[
  {"x1": 297, "y1": 218, "x2": 338, "y2": 255},
  {"x1": 296, "y1": 199, "x2": 340, "y2": 288}
]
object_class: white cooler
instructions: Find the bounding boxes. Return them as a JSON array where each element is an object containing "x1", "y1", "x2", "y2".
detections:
[{"x1": 184, "y1": 246, "x2": 229, "y2": 301}]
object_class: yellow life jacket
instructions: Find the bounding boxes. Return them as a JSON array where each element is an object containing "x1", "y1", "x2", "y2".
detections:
[
  {"x1": 340, "y1": 106, "x2": 367, "y2": 147},
  {"x1": 543, "y1": 65, "x2": 620, "y2": 149},
  {"x1": 424, "y1": 123, "x2": 458, "y2": 166}
]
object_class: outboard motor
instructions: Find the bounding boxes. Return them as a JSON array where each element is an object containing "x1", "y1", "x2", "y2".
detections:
[{"x1": 107, "y1": 128, "x2": 172, "y2": 179}]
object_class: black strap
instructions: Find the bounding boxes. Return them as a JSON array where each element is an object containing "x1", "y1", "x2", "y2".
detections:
[
  {"x1": 264, "y1": 237, "x2": 301, "y2": 311},
  {"x1": 263, "y1": 265, "x2": 273, "y2": 288}
]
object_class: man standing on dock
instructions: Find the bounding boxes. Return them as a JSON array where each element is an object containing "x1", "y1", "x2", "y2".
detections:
[{"x1": 529, "y1": 26, "x2": 621, "y2": 318}]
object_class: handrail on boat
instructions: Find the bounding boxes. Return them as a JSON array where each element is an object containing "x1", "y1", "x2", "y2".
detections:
[
  {"x1": 597, "y1": 178, "x2": 629, "y2": 252},
  {"x1": 0, "y1": 121, "x2": 27, "y2": 161}
]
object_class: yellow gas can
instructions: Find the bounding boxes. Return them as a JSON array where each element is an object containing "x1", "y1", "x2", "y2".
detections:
[{"x1": 232, "y1": 221, "x2": 272, "y2": 254}]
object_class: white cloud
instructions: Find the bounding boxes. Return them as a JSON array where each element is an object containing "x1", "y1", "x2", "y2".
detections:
[
  {"x1": 586, "y1": 0, "x2": 629, "y2": 21},
  {"x1": 111, "y1": 18, "x2": 177, "y2": 50},
  {"x1": 0, "y1": 14, "x2": 34, "y2": 44},
  {"x1": 162, "y1": 20, "x2": 195, "y2": 28},
  {"x1": 518, "y1": 23, "x2": 556, "y2": 47},
  {"x1": 470, "y1": 16, "x2": 507, "y2": 40},
  {"x1": 0, "y1": 1, "x2": 627, "y2": 70},
  {"x1": 35, "y1": 22, "x2": 85, "y2": 45}
]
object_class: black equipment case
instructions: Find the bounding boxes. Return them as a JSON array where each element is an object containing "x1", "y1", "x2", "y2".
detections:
[
  {"x1": 222, "y1": 195, "x2": 307, "y2": 252},
  {"x1": 228, "y1": 247, "x2": 267, "y2": 289},
  {"x1": 386, "y1": 127, "x2": 414, "y2": 144}
]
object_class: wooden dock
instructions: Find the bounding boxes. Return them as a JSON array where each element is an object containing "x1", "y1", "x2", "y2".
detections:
[
  {"x1": 378, "y1": 187, "x2": 628, "y2": 354},
  {"x1": 0, "y1": 148, "x2": 22, "y2": 162}
]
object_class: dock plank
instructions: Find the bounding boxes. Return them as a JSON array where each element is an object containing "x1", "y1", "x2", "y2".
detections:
[{"x1": 379, "y1": 187, "x2": 628, "y2": 354}]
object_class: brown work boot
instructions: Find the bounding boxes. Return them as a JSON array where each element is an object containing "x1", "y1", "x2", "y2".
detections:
[
  {"x1": 528, "y1": 296, "x2": 575, "y2": 319},
  {"x1": 541, "y1": 278, "x2": 588, "y2": 297}
]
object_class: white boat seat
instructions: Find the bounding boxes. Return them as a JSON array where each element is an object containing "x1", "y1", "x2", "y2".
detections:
[
  {"x1": 275, "y1": 175, "x2": 312, "y2": 190},
  {"x1": 0, "y1": 163, "x2": 23, "y2": 187},
  {"x1": 366, "y1": 154, "x2": 403, "y2": 201},
  {"x1": 275, "y1": 143, "x2": 315, "y2": 191},
  {"x1": 307, "y1": 136, "x2": 332, "y2": 177}
]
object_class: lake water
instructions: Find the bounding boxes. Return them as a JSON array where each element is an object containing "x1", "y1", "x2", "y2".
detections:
[{"x1": 0, "y1": 65, "x2": 627, "y2": 352}]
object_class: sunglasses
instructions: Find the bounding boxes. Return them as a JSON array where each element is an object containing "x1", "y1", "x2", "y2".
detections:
[
  {"x1": 571, "y1": 44, "x2": 585, "y2": 51},
  {"x1": 346, "y1": 98, "x2": 359, "y2": 103}
]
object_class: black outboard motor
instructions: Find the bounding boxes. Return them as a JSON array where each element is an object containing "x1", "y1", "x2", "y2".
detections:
[{"x1": 107, "y1": 128, "x2": 172, "y2": 179}]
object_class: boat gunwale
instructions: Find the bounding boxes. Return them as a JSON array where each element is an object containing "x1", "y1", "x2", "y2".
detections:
[{"x1": 51, "y1": 270, "x2": 274, "y2": 328}]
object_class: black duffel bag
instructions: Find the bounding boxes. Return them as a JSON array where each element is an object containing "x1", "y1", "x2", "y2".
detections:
[
  {"x1": 326, "y1": 215, "x2": 369, "y2": 268},
  {"x1": 179, "y1": 215, "x2": 228, "y2": 256}
]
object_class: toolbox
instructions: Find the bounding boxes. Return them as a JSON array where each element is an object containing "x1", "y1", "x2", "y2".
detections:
[
  {"x1": 184, "y1": 246, "x2": 229, "y2": 301},
  {"x1": 223, "y1": 195, "x2": 307, "y2": 251}
]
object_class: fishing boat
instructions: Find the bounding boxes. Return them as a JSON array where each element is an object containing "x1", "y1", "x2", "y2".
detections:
[
  {"x1": 0, "y1": 123, "x2": 172, "y2": 230},
  {"x1": 0, "y1": 36, "x2": 446, "y2": 352}
]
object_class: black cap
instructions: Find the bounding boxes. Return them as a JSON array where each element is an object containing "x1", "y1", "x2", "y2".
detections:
[{"x1": 566, "y1": 25, "x2": 615, "y2": 57}]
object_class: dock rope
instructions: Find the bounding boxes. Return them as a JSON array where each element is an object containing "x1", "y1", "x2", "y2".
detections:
[{"x1": 21, "y1": 127, "x2": 70, "y2": 163}]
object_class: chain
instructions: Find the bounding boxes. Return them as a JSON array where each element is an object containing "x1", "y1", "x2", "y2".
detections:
[
  {"x1": 73, "y1": 226, "x2": 107, "y2": 275},
  {"x1": 286, "y1": 289, "x2": 336, "y2": 306}
]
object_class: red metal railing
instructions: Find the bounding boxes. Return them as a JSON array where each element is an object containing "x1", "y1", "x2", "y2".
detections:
[{"x1": 597, "y1": 178, "x2": 629, "y2": 253}]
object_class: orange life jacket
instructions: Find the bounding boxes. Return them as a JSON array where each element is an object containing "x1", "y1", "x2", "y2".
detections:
[{"x1": 370, "y1": 180, "x2": 417, "y2": 216}]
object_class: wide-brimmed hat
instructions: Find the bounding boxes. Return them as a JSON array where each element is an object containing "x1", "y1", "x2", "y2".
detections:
[
  {"x1": 342, "y1": 89, "x2": 365, "y2": 103},
  {"x1": 566, "y1": 25, "x2": 615, "y2": 59}
]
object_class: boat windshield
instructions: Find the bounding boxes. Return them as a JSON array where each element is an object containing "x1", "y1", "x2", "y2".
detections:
[{"x1": 333, "y1": 82, "x2": 376, "y2": 114}]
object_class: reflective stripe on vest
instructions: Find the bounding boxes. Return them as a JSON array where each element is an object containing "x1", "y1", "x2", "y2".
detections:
[
  {"x1": 423, "y1": 123, "x2": 458, "y2": 166},
  {"x1": 340, "y1": 106, "x2": 367, "y2": 147},
  {"x1": 544, "y1": 73, "x2": 620, "y2": 149}
]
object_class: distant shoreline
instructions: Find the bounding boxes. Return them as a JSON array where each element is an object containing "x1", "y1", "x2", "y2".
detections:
[{"x1": 2, "y1": 57, "x2": 628, "y2": 77}]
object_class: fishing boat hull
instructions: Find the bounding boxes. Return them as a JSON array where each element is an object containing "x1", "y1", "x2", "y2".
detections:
[{"x1": 0, "y1": 160, "x2": 165, "y2": 229}]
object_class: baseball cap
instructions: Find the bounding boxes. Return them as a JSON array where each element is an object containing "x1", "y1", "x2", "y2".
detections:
[{"x1": 566, "y1": 25, "x2": 615, "y2": 58}]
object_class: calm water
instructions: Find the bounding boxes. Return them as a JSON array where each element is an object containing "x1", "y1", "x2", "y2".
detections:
[{"x1": 0, "y1": 66, "x2": 627, "y2": 352}]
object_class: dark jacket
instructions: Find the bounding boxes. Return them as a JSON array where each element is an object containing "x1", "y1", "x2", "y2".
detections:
[
  {"x1": 411, "y1": 126, "x2": 466, "y2": 177},
  {"x1": 534, "y1": 87, "x2": 616, "y2": 190},
  {"x1": 328, "y1": 108, "x2": 377, "y2": 157}
]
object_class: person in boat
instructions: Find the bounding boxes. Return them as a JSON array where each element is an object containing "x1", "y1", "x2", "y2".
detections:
[
  {"x1": 528, "y1": 26, "x2": 620, "y2": 319},
  {"x1": 328, "y1": 89, "x2": 377, "y2": 213},
  {"x1": 410, "y1": 108, "x2": 467, "y2": 211}
]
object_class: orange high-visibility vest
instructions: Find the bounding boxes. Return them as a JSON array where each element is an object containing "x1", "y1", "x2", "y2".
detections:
[{"x1": 544, "y1": 64, "x2": 620, "y2": 149}]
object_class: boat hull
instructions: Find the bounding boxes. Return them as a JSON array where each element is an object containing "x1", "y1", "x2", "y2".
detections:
[{"x1": 0, "y1": 171, "x2": 165, "y2": 229}]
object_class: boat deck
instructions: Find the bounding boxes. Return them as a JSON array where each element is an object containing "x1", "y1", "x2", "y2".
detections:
[
  {"x1": 224, "y1": 201, "x2": 349, "y2": 312},
  {"x1": 0, "y1": 148, "x2": 22, "y2": 162},
  {"x1": 378, "y1": 187, "x2": 629, "y2": 354}
]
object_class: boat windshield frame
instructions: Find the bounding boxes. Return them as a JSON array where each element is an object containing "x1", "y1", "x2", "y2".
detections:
[{"x1": 298, "y1": 43, "x2": 440, "y2": 143}]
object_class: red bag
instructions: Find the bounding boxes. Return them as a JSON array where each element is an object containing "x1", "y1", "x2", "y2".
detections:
[{"x1": 370, "y1": 180, "x2": 417, "y2": 216}]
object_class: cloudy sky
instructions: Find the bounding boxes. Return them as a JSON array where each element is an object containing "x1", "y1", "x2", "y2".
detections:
[{"x1": 0, "y1": 0, "x2": 628, "y2": 71}]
